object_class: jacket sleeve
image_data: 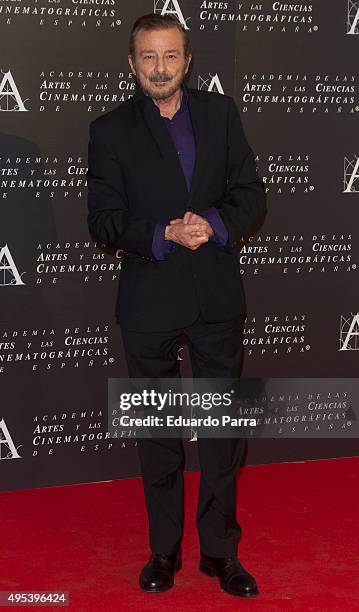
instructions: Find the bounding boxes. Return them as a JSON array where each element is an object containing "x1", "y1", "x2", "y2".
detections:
[
  {"x1": 215, "y1": 97, "x2": 266, "y2": 246},
  {"x1": 86, "y1": 119, "x2": 157, "y2": 259},
  {"x1": 200, "y1": 207, "x2": 229, "y2": 246},
  {"x1": 152, "y1": 220, "x2": 178, "y2": 261}
]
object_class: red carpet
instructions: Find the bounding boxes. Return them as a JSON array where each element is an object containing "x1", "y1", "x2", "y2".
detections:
[{"x1": 0, "y1": 456, "x2": 358, "y2": 611}]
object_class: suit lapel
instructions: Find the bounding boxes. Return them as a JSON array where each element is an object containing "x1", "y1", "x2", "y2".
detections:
[
  {"x1": 187, "y1": 88, "x2": 209, "y2": 205},
  {"x1": 132, "y1": 84, "x2": 209, "y2": 206}
]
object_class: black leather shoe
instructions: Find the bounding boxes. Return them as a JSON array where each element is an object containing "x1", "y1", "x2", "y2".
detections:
[
  {"x1": 139, "y1": 551, "x2": 182, "y2": 593},
  {"x1": 199, "y1": 553, "x2": 259, "y2": 597}
]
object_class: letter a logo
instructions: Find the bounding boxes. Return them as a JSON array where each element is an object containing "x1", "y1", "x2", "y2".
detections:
[
  {"x1": 339, "y1": 313, "x2": 359, "y2": 350},
  {"x1": 0, "y1": 419, "x2": 21, "y2": 460},
  {"x1": 0, "y1": 244, "x2": 26, "y2": 286},
  {"x1": 198, "y1": 73, "x2": 225, "y2": 94},
  {"x1": 154, "y1": 0, "x2": 190, "y2": 30},
  {"x1": 0, "y1": 70, "x2": 29, "y2": 111},
  {"x1": 343, "y1": 156, "x2": 359, "y2": 193},
  {"x1": 347, "y1": 2, "x2": 359, "y2": 34}
]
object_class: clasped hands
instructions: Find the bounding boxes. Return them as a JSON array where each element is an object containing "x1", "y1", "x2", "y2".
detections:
[{"x1": 165, "y1": 211, "x2": 213, "y2": 251}]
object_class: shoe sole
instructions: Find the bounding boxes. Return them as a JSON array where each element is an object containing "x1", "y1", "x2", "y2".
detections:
[
  {"x1": 199, "y1": 560, "x2": 259, "y2": 597},
  {"x1": 140, "y1": 559, "x2": 182, "y2": 593}
]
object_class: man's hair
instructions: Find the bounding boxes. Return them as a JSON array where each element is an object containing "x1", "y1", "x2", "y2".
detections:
[{"x1": 129, "y1": 13, "x2": 192, "y2": 60}]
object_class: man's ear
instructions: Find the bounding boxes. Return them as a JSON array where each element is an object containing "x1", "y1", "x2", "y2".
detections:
[
  {"x1": 128, "y1": 54, "x2": 136, "y2": 75},
  {"x1": 185, "y1": 54, "x2": 192, "y2": 74}
]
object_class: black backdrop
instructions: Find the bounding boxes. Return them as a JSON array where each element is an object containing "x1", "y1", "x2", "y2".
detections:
[{"x1": 0, "y1": 1, "x2": 358, "y2": 491}]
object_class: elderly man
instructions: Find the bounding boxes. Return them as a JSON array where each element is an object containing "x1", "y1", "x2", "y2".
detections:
[{"x1": 87, "y1": 12, "x2": 266, "y2": 597}]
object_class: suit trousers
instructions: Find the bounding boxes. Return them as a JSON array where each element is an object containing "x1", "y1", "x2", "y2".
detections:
[{"x1": 120, "y1": 311, "x2": 245, "y2": 558}]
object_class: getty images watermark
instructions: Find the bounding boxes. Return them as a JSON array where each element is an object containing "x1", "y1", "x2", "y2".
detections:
[
  {"x1": 108, "y1": 378, "x2": 358, "y2": 439},
  {"x1": 110, "y1": 379, "x2": 255, "y2": 437}
]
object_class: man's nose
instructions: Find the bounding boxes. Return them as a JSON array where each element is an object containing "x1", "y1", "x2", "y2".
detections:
[{"x1": 155, "y1": 57, "x2": 166, "y2": 73}]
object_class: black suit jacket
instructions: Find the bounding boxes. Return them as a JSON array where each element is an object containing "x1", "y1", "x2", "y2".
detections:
[{"x1": 86, "y1": 85, "x2": 266, "y2": 331}]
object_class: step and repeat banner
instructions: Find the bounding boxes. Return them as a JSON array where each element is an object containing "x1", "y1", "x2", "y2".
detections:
[{"x1": 0, "y1": 1, "x2": 358, "y2": 491}]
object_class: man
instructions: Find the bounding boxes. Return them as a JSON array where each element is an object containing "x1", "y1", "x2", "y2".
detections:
[{"x1": 87, "y1": 13, "x2": 266, "y2": 597}]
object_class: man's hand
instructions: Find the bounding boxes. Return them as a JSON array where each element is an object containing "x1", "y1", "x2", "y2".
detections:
[
  {"x1": 165, "y1": 211, "x2": 213, "y2": 250},
  {"x1": 181, "y1": 211, "x2": 214, "y2": 237}
]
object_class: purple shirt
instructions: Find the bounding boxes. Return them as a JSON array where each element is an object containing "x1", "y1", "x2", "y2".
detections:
[{"x1": 150, "y1": 84, "x2": 229, "y2": 260}]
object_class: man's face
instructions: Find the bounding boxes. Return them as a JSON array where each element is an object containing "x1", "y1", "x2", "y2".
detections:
[{"x1": 128, "y1": 27, "x2": 191, "y2": 100}]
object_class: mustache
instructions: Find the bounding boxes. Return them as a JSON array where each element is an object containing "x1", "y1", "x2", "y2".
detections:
[{"x1": 150, "y1": 74, "x2": 172, "y2": 82}]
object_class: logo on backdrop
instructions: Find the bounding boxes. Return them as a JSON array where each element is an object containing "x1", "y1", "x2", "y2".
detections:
[
  {"x1": 154, "y1": 0, "x2": 190, "y2": 30},
  {"x1": 343, "y1": 155, "x2": 359, "y2": 192},
  {"x1": 0, "y1": 70, "x2": 29, "y2": 112},
  {"x1": 177, "y1": 346, "x2": 184, "y2": 361},
  {"x1": 0, "y1": 419, "x2": 22, "y2": 460},
  {"x1": 0, "y1": 245, "x2": 26, "y2": 286},
  {"x1": 347, "y1": 1, "x2": 359, "y2": 34},
  {"x1": 339, "y1": 313, "x2": 359, "y2": 350},
  {"x1": 198, "y1": 73, "x2": 224, "y2": 94}
]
